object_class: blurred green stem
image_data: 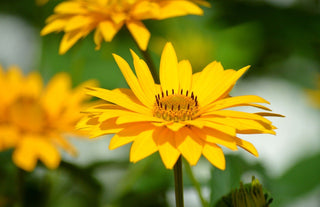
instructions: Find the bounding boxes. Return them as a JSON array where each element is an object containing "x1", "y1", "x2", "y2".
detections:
[
  {"x1": 16, "y1": 168, "x2": 25, "y2": 207},
  {"x1": 174, "y1": 156, "x2": 184, "y2": 207},
  {"x1": 112, "y1": 158, "x2": 153, "y2": 203},
  {"x1": 129, "y1": 33, "x2": 160, "y2": 84},
  {"x1": 184, "y1": 160, "x2": 209, "y2": 207}
]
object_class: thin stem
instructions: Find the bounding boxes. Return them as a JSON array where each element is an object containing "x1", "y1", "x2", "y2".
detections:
[
  {"x1": 128, "y1": 33, "x2": 160, "y2": 84},
  {"x1": 184, "y1": 160, "x2": 209, "y2": 207},
  {"x1": 174, "y1": 156, "x2": 184, "y2": 207},
  {"x1": 16, "y1": 168, "x2": 25, "y2": 207}
]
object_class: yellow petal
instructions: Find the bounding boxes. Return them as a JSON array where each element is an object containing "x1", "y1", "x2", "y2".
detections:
[
  {"x1": 202, "y1": 66, "x2": 250, "y2": 106},
  {"x1": 203, "y1": 110, "x2": 272, "y2": 125},
  {"x1": 41, "y1": 18, "x2": 67, "y2": 36},
  {"x1": 232, "y1": 119, "x2": 275, "y2": 135},
  {"x1": 111, "y1": 12, "x2": 127, "y2": 24},
  {"x1": 4, "y1": 66, "x2": 23, "y2": 104},
  {"x1": 13, "y1": 136, "x2": 60, "y2": 171},
  {"x1": 23, "y1": 72, "x2": 43, "y2": 99},
  {"x1": 201, "y1": 114, "x2": 275, "y2": 135},
  {"x1": 113, "y1": 54, "x2": 154, "y2": 107},
  {"x1": 160, "y1": 42, "x2": 179, "y2": 93},
  {"x1": 234, "y1": 137, "x2": 258, "y2": 157},
  {"x1": 129, "y1": 128, "x2": 158, "y2": 163},
  {"x1": 82, "y1": 103, "x2": 124, "y2": 113},
  {"x1": 99, "y1": 21, "x2": 122, "y2": 42},
  {"x1": 175, "y1": 127, "x2": 202, "y2": 166},
  {"x1": 241, "y1": 103, "x2": 272, "y2": 111},
  {"x1": 154, "y1": 127, "x2": 180, "y2": 169},
  {"x1": 64, "y1": 15, "x2": 93, "y2": 32},
  {"x1": 255, "y1": 112, "x2": 285, "y2": 117},
  {"x1": 165, "y1": 122, "x2": 185, "y2": 131},
  {"x1": 89, "y1": 127, "x2": 123, "y2": 138},
  {"x1": 76, "y1": 116, "x2": 100, "y2": 129},
  {"x1": 156, "y1": 0, "x2": 203, "y2": 19},
  {"x1": 98, "y1": 109, "x2": 136, "y2": 122},
  {"x1": 94, "y1": 28, "x2": 103, "y2": 50},
  {"x1": 202, "y1": 142, "x2": 225, "y2": 170},
  {"x1": 109, "y1": 134, "x2": 135, "y2": 150},
  {"x1": 130, "y1": 49, "x2": 156, "y2": 104},
  {"x1": 86, "y1": 87, "x2": 151, "y2": 115},
  {"x1": 13, "y1": 145, "x2": 37, "y2": 171},
  {"x1": 186, "y1": 119, "x2": 236, "y2": 137},
  {"x1": 126, "y1": 20, "x2": 150, "y2": 51},
  {"x1": 192, "y1": 126, "x2": 237, "y2": 150},
  {"x1": 54, "y1": 2, "x2": 87, "y2": 14},
  {"x1": 59, "y1": 30, "x2": 84, "y2": 54},
  {"x1": 192, "y1": 61, "x2": 223, "y2": 105},
  {"x1": 89, "y1": 117, "x2": 124, "y2": 138},
  {"x1": 204, "y1": 95, "x2": 270, "y2": 112},
  {"x1": 131, "y1": 1, "x2": 160, "y2": 19},
  {"x1": 42, "y1": 73, "x2": 70, "y2": 119},
  {"x1": 178, "y1": 60, "x2": 192, "y2": 92},
  {"x1": 116, "y1": 114, "x2": 162, "y2": 125},
  {"x1": 201, "y1": 117, "x2": 255, "y2": 132},
  {"x1": 0, "y1": 125, "x2": 19, "y2": 150}
]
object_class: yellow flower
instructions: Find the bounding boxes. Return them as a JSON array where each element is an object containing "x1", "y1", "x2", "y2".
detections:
[
  {"x1": 40, "y1": 0, "x2": 205, "y2": 54},
  {"x1": 77, "y1": 42, "x2": 282, "y2": 170},
  {"x1": 0, "y1": 65, "x2": 96, "y2": 171}
]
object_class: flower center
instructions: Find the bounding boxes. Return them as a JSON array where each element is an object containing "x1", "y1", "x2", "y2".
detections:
[
  {"x1": 153, "y1": 89, "x2": 199, "y2": 121},
  {"x1": 8, "y1": 97, "x2": 46, "y2": 133}
]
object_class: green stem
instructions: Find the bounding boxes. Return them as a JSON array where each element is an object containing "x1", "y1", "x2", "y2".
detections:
[
  {"x1": 174, "y1": 156, "x2": 184, "y2": 207},
  {"x1": 129, "y1": 33, "x2": 160, "y2": 84},
  {"x1": 16, "y1": 168, "x2": 25, "y2": 207},
  {"x1": 184, "y1": 160, "x2": 209, "y2": 207}
]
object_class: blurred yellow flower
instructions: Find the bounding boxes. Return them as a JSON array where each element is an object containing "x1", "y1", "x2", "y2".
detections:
[
  {"x1": 0, "y1": 65, "x2": 96, "y2": 171},
  {"x1": 77, "y1": 42, "x2": 283, "y2": 169},
  {"x1": 41, "y1": 0, "x2": 205, "y2": 54}
]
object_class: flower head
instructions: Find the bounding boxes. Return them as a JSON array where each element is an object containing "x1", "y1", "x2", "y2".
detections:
[
  {"x1": 41, "y1": 0, "x2": 205, "y2": 54},
  {"x1": 215, "y1": 176, "x2": 273, "y2": 207},
  {"x1": 0, "y1": 65, "x2": 96, "y2": 171},
  {"x1": 77, "y1": 42, "x2": 282, "y2": 169}
]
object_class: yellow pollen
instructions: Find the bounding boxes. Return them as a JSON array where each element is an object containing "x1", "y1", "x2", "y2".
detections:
[{"x1": 153, "y1": 89, "x2": 199, "y2": 121}]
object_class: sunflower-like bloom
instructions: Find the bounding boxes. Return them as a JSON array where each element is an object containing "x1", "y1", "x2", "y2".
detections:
[
  {"x1": 41, "y1": 0, "x2": 206, "y2": 54},
  {"x1": 77, "y1": 42, "x2": 282, "y2": 169},
  {"x1": 0, "y1": 65, "x2": 96, "y2": 171}
]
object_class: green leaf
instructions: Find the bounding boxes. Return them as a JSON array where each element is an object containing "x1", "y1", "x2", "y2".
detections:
[{"x1": 270, "y1": 152, "x2": 320, "y2": 206}]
